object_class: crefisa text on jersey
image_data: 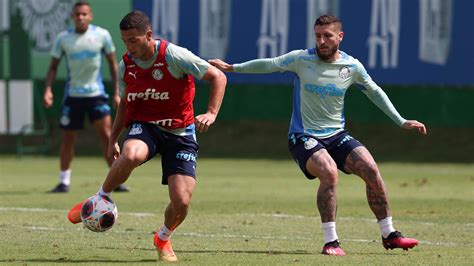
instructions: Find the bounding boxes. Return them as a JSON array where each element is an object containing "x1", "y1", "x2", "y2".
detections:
[{"x1": 127, "y1": 88, "x2": 170, "y2": 101}]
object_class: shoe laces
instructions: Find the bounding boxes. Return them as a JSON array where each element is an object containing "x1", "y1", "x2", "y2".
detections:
[
  {"x1": 385, "y1": 231, "x2": 403, "y2": 240},
  {"x1": 324, "y1": 240, "x2": 341, "y2": 248}
]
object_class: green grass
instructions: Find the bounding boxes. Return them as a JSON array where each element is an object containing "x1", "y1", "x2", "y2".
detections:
[{"x1": 0, "y1": 156, "x2": 473, "y2": 265}]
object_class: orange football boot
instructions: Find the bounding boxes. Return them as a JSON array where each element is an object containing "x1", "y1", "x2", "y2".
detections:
[
  {"x1": 67, "y1": 200, "x2": 85, "y2": 224},
  {"x1": 154, "y1": 233, "x2": 178, "y2": 262}
]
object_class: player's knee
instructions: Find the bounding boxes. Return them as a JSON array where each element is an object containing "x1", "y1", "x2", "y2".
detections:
[
  {"x1": 321, "y1": 161, "x2": 338, "y2": 185},
  {"x1": 121, "y1": 145, "x2": 147, "y2": 166},
  {"x1": 172, "y1": 197, "x2": 191, "y2": 215},
  {"x1": 320, "y1": 173, "x2": 338, "y2": 186},
  {"x1": 120, "y1": 151, "x2": 144, "y2": 167},
  {"x1": 316, "y1": 165, "x2": 339, "y2": 186},
  {"x1": 363, "y1": 162, "x2": 380, "y2": 181},
  {"x1": 307, "y1": 155, "x2": 338, "y2": 181}
]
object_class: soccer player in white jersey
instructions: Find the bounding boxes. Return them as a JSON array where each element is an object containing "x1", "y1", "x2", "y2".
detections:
[
  {"x1": 210, "y1": 15, "x2": 426, "y2": 256},
  {"x1": 43, "y1": 1, "x2": 128, "y2": 193}
]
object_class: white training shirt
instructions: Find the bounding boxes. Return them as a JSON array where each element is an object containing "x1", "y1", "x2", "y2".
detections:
[
  {"x1": 51, "y1": 24, "x2": 115, "y2": 98},
  {"x1": 233, "y1": 48, "x2": 406, "y2": 138}
]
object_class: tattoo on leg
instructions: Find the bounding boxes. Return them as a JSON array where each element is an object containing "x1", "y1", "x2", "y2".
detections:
[
  {"x1": 317, "y1": 184, "x2": 337, "y2": 223},
  {"x1": 346, "y1": 147, "x2": 391, "y2": 220},
  {"x1": 366, "y1": 185, "x2": 389, "y2": 220}
]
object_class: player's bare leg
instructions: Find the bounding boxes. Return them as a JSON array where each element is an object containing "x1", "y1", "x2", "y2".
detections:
[
  {"x1": 154, "y1": 174, "x2": 196, "y2": 262},
  {"x1": 93, "y1": 115, "x2": 113, "y2": 166},
  {"x1": 345, "y1": 146, "x2": 418, "y2": 250},
  {"x1": 67, "y1": 139, "x2": 147, "y2": 224},
  {"x1": 344, "y1": 146, "x2": 390, "y2": 220},
  {"x1": 93, "y1": 116, "x2": 130, "y2": 192},
  {"x1": 164, "y1": 174, "x2": 195, "y2": 229},
  {"x1": 306, "y1": 149, "x2": 345, "y2": 256},
  {"x1": 307, "y1": 149, "x2": 338, "y2": 223},
  {"x1": 102, "y1": 139, "x2": 148, "y2": 192},
  {"x1": 60, "y1": 130, "x2": 77, "y2": 171},
  {"x1": 50, "y1": 130, "x2": 77, "y2": 193}
]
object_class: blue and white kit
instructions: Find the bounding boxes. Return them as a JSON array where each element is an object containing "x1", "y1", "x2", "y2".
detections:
[
  {"x1": 51, "y1": 24, "x2": 115, "y2": 98},
  {"x1": 233, "y1": 48, "x2": 406, "y2": 139}
]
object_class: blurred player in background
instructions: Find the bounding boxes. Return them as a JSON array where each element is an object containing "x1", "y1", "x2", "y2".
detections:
[
  {"x1": 210, "y1": 14, "x2": 426, "y2": 256},
  {"x1": 68, "y1": 10, "x2": 226, "y2": 262},
  {"x1": 43, "y1": 1, "x2": 129, "y2": 193}
]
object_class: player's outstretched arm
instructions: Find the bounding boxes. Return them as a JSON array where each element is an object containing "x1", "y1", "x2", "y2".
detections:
[
  {"x1": 208, "y1": 59, "x2": 234, "y2": 72},
  {"x1": 195, "y1": 65, "x2": 227, "y2": 133},
  {"x1": 402, "y1": 120, "x2": 427, "y2": 135}
]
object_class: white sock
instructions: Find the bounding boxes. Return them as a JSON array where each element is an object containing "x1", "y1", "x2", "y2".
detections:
[
  {"x1": 158, "y1": 225, "x2": 174, "y2": 241},
  {"x1": 378, "y1": 216, "x2": 396, "y2": 238},
  {"x1": 97, "y1": 186, "x2": 111, "y2": 197},
  {"x1": 59, "y1": 169, "x2": 71, "y2": 186},
  {"x1": 322, "y1": 222, "x2": 339, "y2": 244}
]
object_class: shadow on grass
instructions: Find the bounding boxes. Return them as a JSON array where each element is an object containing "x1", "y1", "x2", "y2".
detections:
[
  {"x1": 179, "y1": 249, "x2": 313, "y2": 255},
  {"x1": 0, "y1": 190, "x2": 39, "y2": 195},
  {"x1": 0, "y1": 259, "x2": 157, "y2": 263},
  {"x1": 100, "y1": 246, "x2": 314, "y2": 255}
]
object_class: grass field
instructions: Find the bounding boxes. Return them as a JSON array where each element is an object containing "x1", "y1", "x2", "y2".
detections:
[{"x1": 0, "y1": 156, "x2": 473, "y2": 265}]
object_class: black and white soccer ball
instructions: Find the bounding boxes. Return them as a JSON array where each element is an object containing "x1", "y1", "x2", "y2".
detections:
[{"x1": 80, "y1": 195, "x2": 118, "y2": 232}]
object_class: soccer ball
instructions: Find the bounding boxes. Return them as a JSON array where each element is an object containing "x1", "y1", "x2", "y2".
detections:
[{"x1": 80, "y1": 195, "x2": 118, "y2": 232}]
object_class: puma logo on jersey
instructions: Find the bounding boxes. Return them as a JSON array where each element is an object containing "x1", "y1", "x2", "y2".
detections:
[
  {"x1": 128, "y1": 71, "x2": 137, "y2": 79},
  {"x1": 127, "y1": 88, "x2": 170, "y2": 102}
]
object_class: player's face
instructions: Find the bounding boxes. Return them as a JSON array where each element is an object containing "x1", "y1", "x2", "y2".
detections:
[
  {"x1": 121, "y1": 28, "x2": 154, "y2": 60},
  {"x1": 72, "y1": 5, "x2": 93, "y2": 33},
  {"x1": 314, "y1": 23, "x2": 343, "y2": 62}
]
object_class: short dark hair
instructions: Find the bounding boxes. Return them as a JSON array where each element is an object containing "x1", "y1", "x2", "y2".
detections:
[
  {"x1": 73, "y1": 1, "x2": 91, "y2": 9},
  {"x1": 314, "y1": 15, "x2": 342, "y2": 30},
  {"x1": 120, "y1": 11, "x2": 151, "y2": 33}
]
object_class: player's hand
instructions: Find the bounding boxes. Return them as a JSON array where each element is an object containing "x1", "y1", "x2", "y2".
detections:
[
  {"x1": 402, "y1": 120, "x2": 427, "y2": 135},
  {"x1": 43, "y1": 89, "x2": 53, "y2": 108},
  {"x1": 208, "y1": 59, "x2": 234, "y2": 72},
  {"x1": 108, "y1": 141, "x2": 120, "y2": 161},
  {"x1": 195, "y1": 113, "x2": 217, "y2": 133}
]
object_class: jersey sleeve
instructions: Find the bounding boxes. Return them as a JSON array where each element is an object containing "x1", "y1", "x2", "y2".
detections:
[
  {"x1": 118, "y1": 60, "x2": 126, "y2": 98},
  {"x1": 165, "y1": 44, "x2": 210, "y2": 80},
  {"x1": 50, "y1": 33, "x2": 64, "y2": 59},
  {"x1": 353, "y1": 60, "x2": 406, "y2": 126},
  {"x1": 102, "y1": 29, "x2": 116, "y2": 55},
  {"x1": 233, "y1": 50, "x2": 303, "y2": 74}
]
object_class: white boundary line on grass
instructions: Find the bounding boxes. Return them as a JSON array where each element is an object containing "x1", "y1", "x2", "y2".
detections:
[
  {"x1": 1, "y1": 207, "x2": 471, "y2": 247},
  {"x1": 260, "y1": 213, "x2": 474, "y2": 227},
  {"x1": 1, "y1": 206, "x2": 473, "y2": 227}
]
